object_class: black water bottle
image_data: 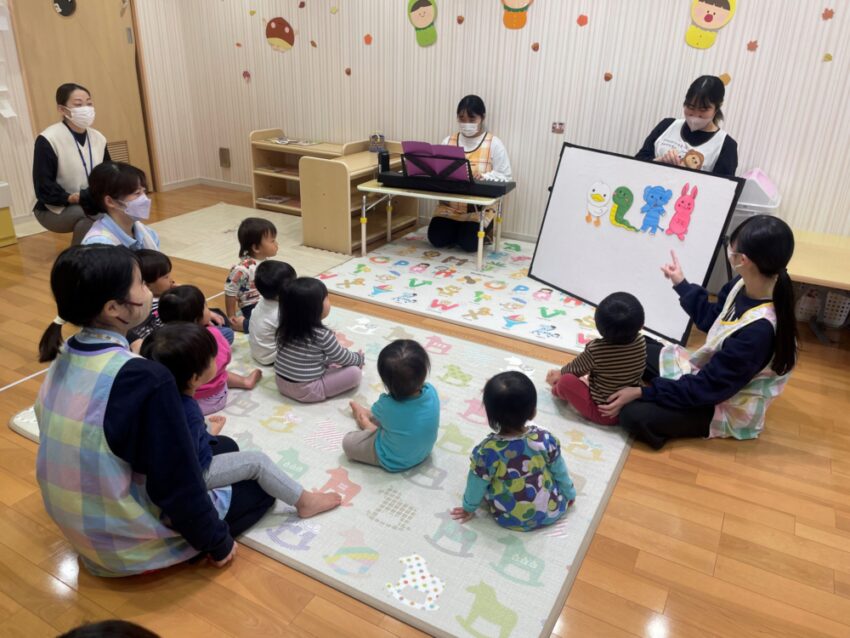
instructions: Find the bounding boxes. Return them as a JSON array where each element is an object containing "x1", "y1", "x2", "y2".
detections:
[{"x1": 378, "y1": 150, "x2": 390, "y2": 173}]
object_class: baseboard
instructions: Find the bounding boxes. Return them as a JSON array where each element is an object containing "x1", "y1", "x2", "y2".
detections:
[{"x1": 159, "y1": 178, "x2": 252, "y2": 193}]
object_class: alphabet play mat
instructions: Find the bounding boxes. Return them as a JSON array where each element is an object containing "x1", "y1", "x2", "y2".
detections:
[
  {"x1": 319, "y1": 229, "x2": 602, "y2": 355},
  {"x1": 10, "y1": 308, "x2": 630, "y2": 638}
]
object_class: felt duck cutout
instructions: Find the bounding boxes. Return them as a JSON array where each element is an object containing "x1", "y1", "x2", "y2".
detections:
[
  {"x1": 408, "y1": 0, "x2": 437, "y2": 47},
  {"x1": 502, "y1": 0, "x2": 534, "y2": 30},
  {"x1": 686, "y1": 0, "x2": 737, "y2": 49},
  {"x1": 585, "y1": 181, "x2": 612, "y2": 227}
]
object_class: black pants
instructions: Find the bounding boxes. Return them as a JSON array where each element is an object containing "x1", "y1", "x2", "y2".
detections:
[
  {"x1": 427, "y1": 216, "x2": 488, "y2": 253},
  {"x1": 212, "y1": 435, "x2": 275, "y2": 537},
  {"x1": 618, "y1": 338, "x2": 713, "y2": 450}
]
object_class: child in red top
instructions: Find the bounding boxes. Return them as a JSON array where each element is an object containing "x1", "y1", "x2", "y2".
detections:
[{"x1": 159, "y1": 285, "x2": 262, "y2": 416}]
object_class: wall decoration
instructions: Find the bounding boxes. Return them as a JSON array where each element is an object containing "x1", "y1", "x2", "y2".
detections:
[
  {"x1": 310, "y1": 40, "x2": 317, "y2": 47},
  {"x1": 747, "y1": 40, "x2": 758, "y2": 51},
  {"x1": 364, "y1": 33, "x2": 373, "y2": 45},
  {"x1": 822, "y1": 8, "x2": 835, "y2": 20},
  {"x1": 576, "y1": 14, "x2": 588, "y2": 27},
  {"x1": 345, "y1": 67, "x2": 352, "y2": 75},
  {"x1": 502, "y1": 0, "x2": 534, "y2": 30},
  {"x1": 719, "y1": 72, "x2": 731, "y2": 85},
  {"x1": 52, "y1": 1, "x2": 76, "y2": 17},
  {"x1": 266, "y1": 17, "x2": 295, "y2": 52},
  {"x1": 686, "y1": 0, "x2": 737, "y2": 50},
  {"x1": 456, "y1": 15, "x2": 465, "y2": 24},
  {"x1": 242, "y1": 70, "x2": 252, "y2": 82},
  {"x1": 531, "y1": 42, "x2": 540, "y2": 51},
  {"x1": 530, "y1": 144, "x2": 743, "y2": 344},
  {"x1": 249, "y1": 10, "x2": 256, "y2": 16},
  {"x1": 823, "y1": 53, "x2": 833, "y2": 62},
  {"x1": 330, "y1": 6, "x2": 339, "y2": 14},
  {"x1": 409, "y1": 0, "x2": 437, "y2": 47},
  {"x1": 603, "y1": 72, "x2": 613, "y2": 81}
]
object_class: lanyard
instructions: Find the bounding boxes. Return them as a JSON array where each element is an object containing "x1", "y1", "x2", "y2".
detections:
[{"x1": 71, "y1": 129, "x2": 94, "y2": 177}]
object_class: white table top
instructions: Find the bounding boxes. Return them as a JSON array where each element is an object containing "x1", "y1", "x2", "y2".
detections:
[{"x1": 356, "y1": 179, "x2": 500, "y2": 207}]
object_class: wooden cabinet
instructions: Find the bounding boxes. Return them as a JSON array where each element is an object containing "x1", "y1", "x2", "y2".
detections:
[{"x1": 299, "y1": 145, "x2": 418, "y2": 255}]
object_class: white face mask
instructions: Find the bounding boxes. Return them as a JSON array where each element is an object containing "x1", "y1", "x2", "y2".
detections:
[
  {"x1": 459, "y1": 122, "x2": 481, "y2": 137},
  {"x1": 686, "y1": 115, "x2": 712, "y2": 132},
  {"x1": 120, "y1": 193, "x2": 151, "y2": 220},
  {"x1": 65, "y1": 105, "x2": 96, "y2": 129}
]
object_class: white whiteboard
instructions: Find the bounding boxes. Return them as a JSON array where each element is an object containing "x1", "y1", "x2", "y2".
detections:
[{"x1": 530, "y1": 144, "x2": 744, "y2": 344}]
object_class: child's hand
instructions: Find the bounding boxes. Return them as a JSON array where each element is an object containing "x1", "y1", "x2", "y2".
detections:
[
  {"x1": 209, "y1": 541, "x2": 237, "y2": 568},
  {"x1": 209, "y1": 313, "x2": 224, "y2": 326},
  {"x1": 207, "y1": 415, "x2": 227, "y2": 435},
  {"x1": 230, "y1": 316, "x2": 245, "y2": 332},
  {"x1": 546, "y1": 369, "x2": 561, "y2": 387},
  {"x1": 357, "y1": 349, "x2": 365, "y2": 368},
  {"x1": 599, "y1": 386, "x2": 642, "y2": 418},
  {"x1": 450, "y1": 507, "x2": 474, "y2": 524},
  {"x1": 660, "y1": 250, "x2": 685, "y2": 285}
]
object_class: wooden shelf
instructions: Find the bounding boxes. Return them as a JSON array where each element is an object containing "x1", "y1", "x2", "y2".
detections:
[
  {"x1": 251, "y1": 140, "x2": 343, "y2": 158},
  {"x1": 254, "y1": 167, "x2": 300, "y2": 181},
  {"x1": 255, "y1": 198, "x2": 302, "y2": 214}
]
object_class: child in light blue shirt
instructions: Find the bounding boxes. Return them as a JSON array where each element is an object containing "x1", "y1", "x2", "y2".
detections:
[{"x1": 345, "y1": 340, "x2": 440, "y2": 472}]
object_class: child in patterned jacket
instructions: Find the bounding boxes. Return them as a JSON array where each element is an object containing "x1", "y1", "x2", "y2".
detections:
[{"x1": 451, "y1": 371, "x2": 576, "y2": 531}]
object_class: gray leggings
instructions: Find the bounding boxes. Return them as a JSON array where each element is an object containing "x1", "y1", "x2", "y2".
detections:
[
  {"x1": 33, "y1": 205, "x2": 94, "y2": 245},
  {"x1": 204, "y1": 450, "x2": 304, "y2": 506}
]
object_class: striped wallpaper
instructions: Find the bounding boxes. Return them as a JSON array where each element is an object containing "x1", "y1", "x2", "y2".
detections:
[
  {"x1": 0, "y1": 3, "x2": 36, "y2": 220},
  {"x1": 10, "y1": 1, "x2": 849, "y2": 240}
]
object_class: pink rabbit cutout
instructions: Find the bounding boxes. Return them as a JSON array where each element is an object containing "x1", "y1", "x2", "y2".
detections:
[{"x1": 667, "y1": 183, "x2": 698, "y2": 241}]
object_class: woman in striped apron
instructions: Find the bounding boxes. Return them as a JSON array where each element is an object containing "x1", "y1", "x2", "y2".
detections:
[
  {"x1": 599, "y1": 216, "x2": 797, "y2": 450},
  {"x1": 427, "y1": 95, "x2": 513, "y2": 252}
]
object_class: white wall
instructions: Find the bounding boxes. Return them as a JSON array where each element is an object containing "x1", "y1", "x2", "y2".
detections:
[
  {"x1": 138, "y1": 1, "x2": 849, "y2": 237},
  {"x1": 0, "y1": 1, "x2": 36, "y2": 219}
]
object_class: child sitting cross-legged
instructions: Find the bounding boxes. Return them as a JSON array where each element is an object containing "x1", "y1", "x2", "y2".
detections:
[
  {"x1": 451, "y1": 371, "x2": 576, "y2": 531},
  {"x1": 546, "y1": 292, "x2": 647, "y2": 426},
  {"x1": 159, "y1": 285, "x2": 262, "y2": 415},
  {"x1": 345, "y1": 339, "x2": 440, "y2": 472},
  {"x1": 141, "y1": 323, "x2": 342, "y2": 518},
  {"x1": 248, "y1": 260, "x2": 296, "y2": 366}
]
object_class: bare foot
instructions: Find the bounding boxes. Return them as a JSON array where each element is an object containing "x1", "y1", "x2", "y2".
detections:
[
  {"x1": 350, "y1": 401, "x2": 377, "y2": 431},
  {"x1": 207, "y1": 415, "x2": 227, "y2": 435},
  {"x1": 245, "y1": 369, "x2": 262, "y2": 389},
  {"x1": 296, "y1": 490, "x2": 342, "y2": 518},
  {"x1": 228, "y1": 369, "x2": 263, "y2": 390}
]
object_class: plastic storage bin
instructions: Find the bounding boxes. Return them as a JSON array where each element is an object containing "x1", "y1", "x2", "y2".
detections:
[{"x1": 707, "y1": 170, "x2": 781, "y2": 293}]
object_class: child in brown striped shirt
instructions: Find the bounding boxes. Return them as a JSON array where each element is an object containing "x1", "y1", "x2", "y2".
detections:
[{"x1": 546, "y1": 292, "x2": 646, "y2": 425}]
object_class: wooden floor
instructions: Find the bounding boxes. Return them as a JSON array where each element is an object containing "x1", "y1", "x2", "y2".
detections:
[{"x1": 0, "y1": 186, "x2": 848, "y2": 637}]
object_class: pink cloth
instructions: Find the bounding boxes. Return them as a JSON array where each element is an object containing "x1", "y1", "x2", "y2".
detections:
[
  {"x1": 276, "y1": 366, "x2": 362, "y2": 403},
  {"x1": 552, "y1": 373, "x2": 618, "y2": 426},
  {"x1": 195, "y1": 326, "x2": 231, "y2": 400},
  {"x1": 196, "y1": 386, "x2": 228, "y2": 416}
]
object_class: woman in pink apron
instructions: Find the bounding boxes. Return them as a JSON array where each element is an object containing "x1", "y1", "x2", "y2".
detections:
[{"x1": 600, "y1": 215, "x2": 797, "y2": 449}]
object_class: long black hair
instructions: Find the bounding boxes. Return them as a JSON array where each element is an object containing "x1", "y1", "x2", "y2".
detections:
[
  {"x1": 38, "y1": 245, "x2": 139, "y2": 362},
  {"x1": 684, "y1": 75, "x2": 726, "y2": 125},
  {"x1": 276, "y1": 277, "x2": 327, "y2": 347},
  {"x1": 730, "y1": 215, "x2": 797, "y2": 375}
]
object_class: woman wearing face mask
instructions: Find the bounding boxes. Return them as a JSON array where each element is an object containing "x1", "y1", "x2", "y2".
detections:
[
  {"x1": 32, "y1": 83, "x2": 110, "y2": 244},
  {"x1": 635, "y1": 75, "x2": 738, "y2": 176},
  {"x1": 598, "y1": 215, "x2": 797, "y2": 450},
  {"x1": 427, "y1": 95, "x2": 513, "y2": 252},
  {"x1": 82, "y1": 161, "x2": 160, "y2": 250}
]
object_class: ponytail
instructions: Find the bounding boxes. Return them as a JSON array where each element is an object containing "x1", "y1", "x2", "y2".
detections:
[
  {"x1": 39, "y1": 245, "x2": 139, "y2": 362},
  {"x1": 730, "y1": 215, "x2": 798, "y2": 376},
  {"x1": 38, "y1": 322, "x2": 65, "y2": 362},
  {"x1": 771, "y1": 270, "x2": 798, "y2": 375}
]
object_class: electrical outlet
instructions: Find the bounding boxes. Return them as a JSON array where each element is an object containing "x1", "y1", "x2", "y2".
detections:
[{"x1": 219, "y1": 147, "x2": 231, "y2": 168}]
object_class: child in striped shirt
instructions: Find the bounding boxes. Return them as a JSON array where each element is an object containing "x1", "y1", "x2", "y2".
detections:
[
  {"x1": 274, "y1": 277, "x2": 364, "y2": 403},
  {"x1": 546, "y1": 292, "x2": 646, "y2": 425}
]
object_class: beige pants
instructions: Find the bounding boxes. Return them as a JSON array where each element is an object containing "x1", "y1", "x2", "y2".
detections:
[{"x1": 342, "y1": 429, "x2": 380, "y2": 467}]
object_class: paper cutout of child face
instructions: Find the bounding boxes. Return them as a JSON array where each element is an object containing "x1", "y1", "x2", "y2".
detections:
[
  {"x1": 690, "y1": 0, "x2": 734, "y2": 30},
  {"x1": 409, "y1": 0, "x2": 438, "y2": 47}
]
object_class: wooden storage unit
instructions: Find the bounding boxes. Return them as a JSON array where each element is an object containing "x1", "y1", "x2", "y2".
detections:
[
  {"x1": 299, "y1": 143, "x2": 419, "y2": 255},
  {"x1": 250, "y1": 128, "x2": 367, "y2": 215}
]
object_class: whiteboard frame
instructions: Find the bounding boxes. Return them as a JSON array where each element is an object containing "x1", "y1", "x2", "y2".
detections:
[{"x1": 529, "y1": 142, "x2": 745, "y2": 346}]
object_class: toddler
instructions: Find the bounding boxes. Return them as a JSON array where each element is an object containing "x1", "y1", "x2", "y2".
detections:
[{"x1": 345, "y1": 340, "x2": 440, "y2": 472}]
